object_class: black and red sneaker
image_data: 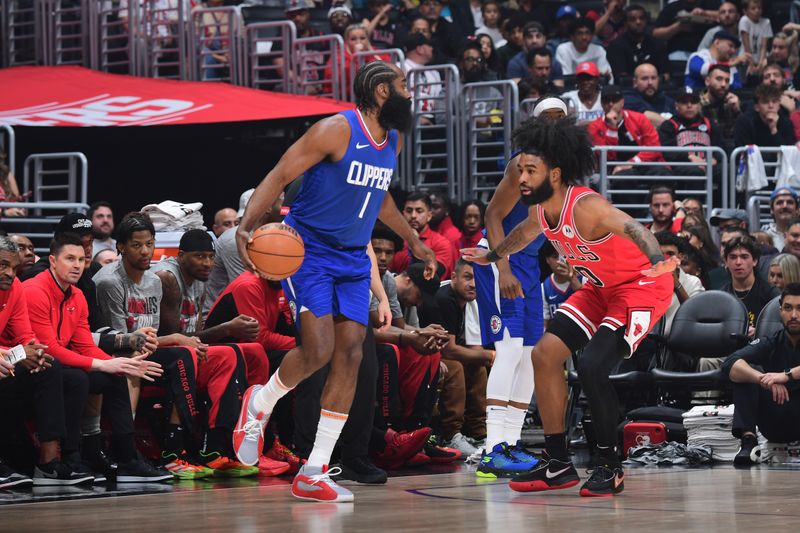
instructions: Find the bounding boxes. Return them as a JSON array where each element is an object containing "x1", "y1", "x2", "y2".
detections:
[
  {"x1": 508, "y1": 455, "x2": 580, "y2": 493},
  {"x1": 579, "y1": 464, "x2": 624, "y2": 497}
]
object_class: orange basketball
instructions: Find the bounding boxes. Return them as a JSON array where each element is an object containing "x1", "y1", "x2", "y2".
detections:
[{"x1": 246, "y1": 223, "x2": 305, "y2": 280}]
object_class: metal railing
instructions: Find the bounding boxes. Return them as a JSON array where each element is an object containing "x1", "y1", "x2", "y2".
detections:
[
  {"x1": 242, "y1": 20, "x2": 295, "y2": 92},
  {"x1": 23, "y1": 152, "x2": 88, "y2": 216},
  {"x1": 189, "y1": 6, "x2": 242, "y2": 83},
  {"x1": 595, "y1": 145, "x2": 729, "y2": 221},
  {"x1": 347, "y1": 48, "x2": 405, "y2": 103},
  {"x1": 139, "y1": 0, "x2": 190, "y2": 79},
  {"x1": 0, "y1": 124, "x2": 15, "y2": 176},
  {"x1": 2, "y1": 0, "x2": 39, "y2": 66},
  {"x1": 89, "y1": 0, "x2": 139, "y2": 75},
  {"x1": 291, "y1": 33, "x2": 345, "y2": 100}
]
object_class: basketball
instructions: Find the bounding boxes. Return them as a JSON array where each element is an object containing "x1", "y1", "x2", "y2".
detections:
[{"x1": 246, "y1": 223, "x2": 305, "y2": 280}]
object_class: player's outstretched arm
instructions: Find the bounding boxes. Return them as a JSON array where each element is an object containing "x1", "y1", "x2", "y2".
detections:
[
  {"x1": 485, "y1": 155, "x2": 525, "y2": 299},
  {"x1": 461, "y1": 208, "x2": 541, "y2": 266},
  {"x1": 367, "y1": 242, "x2": 391, "y2": 331},
  {"x1": 377, "y1": 193, "x2": 438, "y2": 280},
  {"x1": 590, "y1": 196, "x2": 679, "y2": 276},
  {"x1": 236, "y1": 116, "x2": 350, "y2": 275}
]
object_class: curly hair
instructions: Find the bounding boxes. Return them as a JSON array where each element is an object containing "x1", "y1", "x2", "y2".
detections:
[
  {"x1": 511, "y1": 117, "x2": 596, "y2": 184},
  {"x1": 353, "y1": 60, "x2": 399, "y2": 113}
]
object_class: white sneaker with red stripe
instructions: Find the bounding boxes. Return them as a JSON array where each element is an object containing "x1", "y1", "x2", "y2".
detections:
[
  {"x1": 291, "y1": 464, "x2": 354, "y2": 502},
  {"x1": 232, "y1": 385, "x2": 267, "y2": 466}
]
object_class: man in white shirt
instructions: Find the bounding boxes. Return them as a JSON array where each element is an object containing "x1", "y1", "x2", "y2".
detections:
[
  {"x1": 697, "y1": 1, "x2": 740, "y2": 51},
  {"x1": 761, "y1": 187, "x2": 799, "y2": 251},
  {"x1": 403, "y1": 32, "x2": 442, "y2": 124},
  {"x1": 561, "y1": 61, "x2": 604, "y2": 123},
  {"x1": 555, "y1": 17, "x2": 612, "y2": 81}
]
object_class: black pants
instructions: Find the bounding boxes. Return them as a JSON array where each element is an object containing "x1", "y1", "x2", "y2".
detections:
[
  {"x1": 0, "y1": 359, "x2": 68, "y2": 445},
  {"x1": 294, "y1": 328, "x2": 377, "y2": 461},
  {"x1": 732, "y1": 382, "x2": 800, "y2": 442},
  {"x1": 149, "y1": 347, "x2": 200, "y2": 434},
  {"x1": 62, "y1": 368, "x2": 137, "y2": 463}
]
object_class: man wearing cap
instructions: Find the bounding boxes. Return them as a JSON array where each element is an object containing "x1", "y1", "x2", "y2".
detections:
[
  {"x1": 555, "y1": 18, "x2": 612, "y2": 80},
  {"x1": 653, "y1": 0, "x2": 718, "y2": 60},
  {"x1": 547, "y1": 5, "x2": 580, "y2": 56},
  {"x1": 588, "y1": 85, "x2": 664, "y2": 173},
  {"x1": 507, "y1": 21, "x2": 564, "y2": 86},
  {"x1": 659, "y1": 88, "x2": 722, "y2": 175},
  {"x1": 685, "y1": 31, "x2": 745, "y2": 91},
  {"x1": 273, "y1": 0, "x2": 325, "y2": 93},
  {"x1": 403, "y1": 32, "x2": 442, "y2": 124},
  {"x1": 623, "y1": 63, "x2": 675, "y2": 127},
  {"x1": 700, "y1": 64, "x2": 741, "y2": 147},
  {"x1": 562, "y1": 61, "x2": 604, "y2": 123},
  {"x1": 762, "y1": 188, "x2": 799, "y2": 250},
  {"x1": 417, "y1": 0, "x2": 460, "y2": 62},
  {"x1": 327, "y1": 3, "x2": 353, "y2": 37},
  {"x1": 607, "y1": 6, "x2": 669, "y2": 81}
]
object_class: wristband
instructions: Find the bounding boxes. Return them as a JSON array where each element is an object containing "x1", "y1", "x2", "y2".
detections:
[
  {"x1": 674, "y1": 283, "x2": 684, "y2": 294},
  {"x1": 7, "y1": 345, "x2": 27, "y2": 365},
  {"x1": 649, "y1": 254, "x2": 665, "y2": 266},
  {"x1": 486, "y1": 249, "x2": 501, "y2": 263}
]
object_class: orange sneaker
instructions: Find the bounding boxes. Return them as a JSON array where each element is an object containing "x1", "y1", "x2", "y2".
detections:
[
  {"x1": 265, "y1": 438, "x2": 304, "y2": 475},
  {"x1": 258, "y1": 455, "x2": 290, "y2": 477},
  {"x1": 199, "y1": 451, "x2": 258, "y2": 477}
]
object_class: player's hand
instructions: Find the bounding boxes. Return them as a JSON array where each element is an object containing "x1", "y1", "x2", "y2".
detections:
[
  {"x1": 131, "y1": 353, "x2": 163, "y2": 382},
  {"x1": 236, "y1": 226, "x2": 266, "y2": 279},
  {"x1": 20, "y1": 343, "x2": 51, "y2": 373},
  {"x1": 227, "y1": 314, "x2": 260, "y2": 341},
  {"x1": 172, "y1": 334, "x2": 209, "y2": 362},
  {"x1": 0, "y1": 355, "x2": 14, "y2": 379},
  {"x1": 409, "y1": 239, "x2": 438, "y2": 280},
  {"x1": 461, "y1": 247, "x2": 491, "y2": 265},
  {"x1": 135, "y1": 327, "x2": 159, "y2": 354},
  {"x1": 376, "y1": 300, "x2": 392, "y2": 332},
  {"x1": 497, "y1": 263, "x2": 524, "y2": 299},
  {"x1": 771, "y1": 383, "x2": 790, "y2": 405},
  {"x1": 641, "y1": 255, "x2": 680, "y2": 277},
  {"x1": 760, "y1": 371, "x2": 790, "y2": 388}
]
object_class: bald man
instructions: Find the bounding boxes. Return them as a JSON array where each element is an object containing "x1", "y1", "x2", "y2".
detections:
[
  {"x1": 212, "y1": 208, "x2": 237, "y2": 237},
  {"x1": 9, "y1": 234, "x2": 37, "y2": 276},
  {"x1": 623, "y1": 63, "x2": 675, "y2": 127}
]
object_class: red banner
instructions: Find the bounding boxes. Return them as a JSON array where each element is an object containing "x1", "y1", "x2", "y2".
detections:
[{"x1": 0, "y1": 66, "x2": 353, "y2": 127}]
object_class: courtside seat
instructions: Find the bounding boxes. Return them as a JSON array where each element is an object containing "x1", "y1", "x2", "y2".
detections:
[{"x1": 754, "y1": 296, "x2": 782, "y2": 339}]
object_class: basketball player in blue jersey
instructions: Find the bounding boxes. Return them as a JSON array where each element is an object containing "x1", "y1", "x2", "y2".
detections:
[
  {"x1": 232, "y1": 61, "x2": 437, "y2": 503},
  {"x1": 469, "y1": 98, "x2": 567, "y2": 478}
]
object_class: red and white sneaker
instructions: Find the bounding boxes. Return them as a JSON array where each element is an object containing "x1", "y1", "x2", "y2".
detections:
[
  {"x1": 233, "y1": 385, "x2": 267, "y2": 466},
  {"x1": 291, "y1": 464, "x2": 354, "y2": 502},
  {"x1": 258, "y1": 455, "x2": 290, "y2": 477}
]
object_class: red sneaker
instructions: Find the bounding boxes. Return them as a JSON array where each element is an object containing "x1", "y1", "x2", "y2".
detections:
[
  {"x1": 423, "y1": 439, "x2": 462, "y2": 464},
  {"x1": 372, "y1": 427, "x2": 431, "y2": 470},
  {"x1": 265, "y1": 438, "x2": 304, "y2": 475},
  {"x1": 258, "y1": 455, "x2": 290, "y2": 477},
  {"x1": 403, "y1": 452, "x2": 431, "y2": 467},
  {"x1": 232, "y1": 385, "x2": 267, "y2": 466},
  {"x1": 291, "y1": 464, "x2": 353, "y2": 502}
]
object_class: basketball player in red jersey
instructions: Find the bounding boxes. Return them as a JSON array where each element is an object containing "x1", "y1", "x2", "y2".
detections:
[{"x1": 462, "y1": 118, "x2": 679, "y2": 497}]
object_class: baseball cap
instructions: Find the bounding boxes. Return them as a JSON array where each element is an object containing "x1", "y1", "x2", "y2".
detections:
[
  {"x1": 237, "y1": 188, "x2": 255, "y2": 219},
  {"x1": 709, "y1": 208, "x2": 748, "y2": 226},
  {"x1": 601, "y1": 85, "x2": 624, "y2": 102},
  {"x1": 575, "y1": 61, "x2": 600, "y2": 78},
  {"x1": 556, "y1": 5, "x2": 579, "y2": 19},
  {"x1": 675, "y1": 87, "x2": 701, "y2": 102},
  {"x1": 406, "y1": 262, "x2": 444, "y2": 298},
  {"x1": 770, "y1": 186, "x2": 799, "y2": 203},
  {"x1": 523, "y1": 21, "x2": 545, "y2": 36},
  {"x1": 404, "y1": 32, "x2": 432, "y2": 52},
  {"x1": 285, "y1": 0, "x2": 311, "y2": 13},
  {"x1": 55, "y1": 212, "x2": 93, "y2": 237},
  {"x1": 328, "y1": 4, "x2": 352, "y2": 18},
  {"x1": 713, "y1": 30, "x2": 741, "y2": 48}
]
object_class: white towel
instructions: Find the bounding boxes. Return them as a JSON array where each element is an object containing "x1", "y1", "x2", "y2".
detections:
[
  {"x1": 775, "y1": 143, "x2": 800, "y2": 190},
  {"x1": 737, "y1": 145, "x2": 769, "y2": 192},
  {"x1": 141, "y1": 200, "x2": 206, "y2": 231}
]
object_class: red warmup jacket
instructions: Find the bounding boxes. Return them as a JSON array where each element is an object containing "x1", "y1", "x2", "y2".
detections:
[
  {"x1": 587, "y1": 109, "x2": 665, "y2": 164},
  {"x1": 390, "y1": 225, "x2": 456, "y2": 279},
  {"x1": 205, "y1": 271, "x2": 296, "y2": 352},
  {"x1": 0, "y1": 277, "x2": 38, "y2": 348},
  {"x1": 24, "y1": 270, "x2": 112, "y2": 371},
  {"x1": 434, "y1": 216, "x2": 463, "y2": 251}
]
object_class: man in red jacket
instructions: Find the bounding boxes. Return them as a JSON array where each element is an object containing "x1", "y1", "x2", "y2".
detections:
[
  {"x1": 588, "y1": 85, "x2": 665, "y2": 175},
  {"x1": 391, "y1": 192, "x2": 457, "y2": 279},
  {"x1": 24, "y1": 233, "x2": 171, "y2": 483}
]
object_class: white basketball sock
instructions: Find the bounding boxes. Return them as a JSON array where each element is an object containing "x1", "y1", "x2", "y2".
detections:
[
  {"x1": 307, "y1": 409, "x2": 348, "y2": 468},
  {"x1": 485, "y1": 405, "x2": 508, "y2": 450},
  {"x1": 253, "y1": 370, "x2": 293, "y2": 416},
  {"x1": 503, "y1": 405, "x2": 528, "y2": 445}
]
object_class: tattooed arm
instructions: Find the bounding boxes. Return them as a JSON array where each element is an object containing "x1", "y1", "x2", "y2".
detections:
[{"x1": 461, "y1": 206, "x2": 542, "y2": 265}]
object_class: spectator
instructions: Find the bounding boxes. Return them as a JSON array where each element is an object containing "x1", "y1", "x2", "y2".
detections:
[
  {"x1": 517, "y1": 76, "x2": 549, "y2": 101},
  {"x1": 656, "y1": 232, "x2": 705, "y2": 333},
  {"x1": 681, "y1": 223, "x2": 722, "y2": 276},
  {"x1": 587, "y1": 85, "x2": 664, "y2": 172},
  {"x1": 699, "y1": 64, "x2": 742, "y2": 145},
  {"x1": 8, "y1": 234, "x2": 36, "y2": 277},
  {"x1": 653, "y1": 0, "x2": 718, "y2": 61},
  {"x1": 417, "y1": 0, "x2": 460, "y2": 62},
  {"x1": 390, "y1": 192, "x2": 455, "y2": 279},
  {"x1": 494, "y1": 15, "x2": 527, "y2": 74},
  {"x1": 562, "y1": 61, "x2": 603, "y2": 123},
  {"x1": 507, "y1": 22, "x2": 565, "y2": 87},
  {"x1": 681, "y1": 244, "x2": 708, "y2": 283},
  {"x1": 587, "y1": 0, "x2": 626, "y2": 47},
  {"x1": 0, "y1": 150, "x2": 26, "y2": 218},
  {"x1": 93, "y1": 249, "x2": 118, "y2": 268},
  {"x1": 449, "y1": 0, "x2": 480, "y2": 38},
  {"x1": 539, "y1": 240, "x2": 582, "y2": 329},
  {"x1": 361, "y1": 0, "x2": 398, "y2": 50},
  {"x1": 211, "y1": 207, "x2": 236, "y2": 238},
  {"x1": 437, "y1": 259, "x2": 489, "y2": 456},
  {"x1": 24, "y1": 233, "x2": 170, "y2": 483},
  {"x1": 89, "y1": 201, "x2": 115, "y2": 257},
  {"x1": 624, "y1": 63, "x2": 676, "y2": 127},
  {"x1": 761, "y1": 63, "x2": 800, "y2": 114},
  {"x1": 768, "y1": 30, "x2": 800, "y2": 89},
  {"x1": 476, "y1": 33, "x2": 502, "y2": 75},
  {"x1": 783, "y1": 219, "x2": 800, "y2": 260},
  {"x1": 697, "y1": 1, "x2": 741, "y2": 51},
  {"x1": 330, "y1": 23, "x2": 391, "y2": 92},
  {"x1": 722, "y1": 283, "x2": 800, "y2": 466},
  {"x1": 734, "y1": 84, "x2": 797, "y2": 148},
  {"x1": 458, "y1": 40, "x2": 499, "y2": 85},
  {"x1": 752, "y1": 231, "x2": 776, "y2": 249},
  {"x1": 739, "y1": 0, "x2": 772, "y2": 78},
  {"x1": 768, "y1": 253, "x2": 800, "y2": 289},
  {"x1": 429, "y1": 191, "x2": 462, "y2": 250},
  {"x1": 327, "y1": 3, "x2": 353, "y2": 36},
  {"x1": 198, "y1": 0, "x2": 231, "y2": 81},
  {"x1": 721, "y1": 236, "x2": 779, "y2": 337},
  {"x1": 762, "y1": 187, "x2": 799, "y2": 250},
  {"x1": 474, "y1": 1, "x2": 504, "y2": 47},
  {"x1": 681, "y1": 197, "x2": 707, "y2": 218},
  {"x1": 547, "y1": 5, "x2": 580, "y2": 56},
  {"x1": 524, "y1": 48, "x2": 562, "y2": 94},
  {"x1": 645, "y1": 185, "x2": 683, "y2": 233},
  {"x1": 555, "y1": 18, "x2": 612, "y2": 80},
  {"x1": 607, "y1": 6, "x2": 669, "y2": 82},
  {"x1": 454, "y1": 199, "x2": 485, "y2": 250},
  {"x1": 270, "y1": 0, "x2": 326, "y2": 94},
  {"x1": 403, "y1": 33, "x2": 442, "y2": 123},
  {"x1": 685, "y1": 31, "x2": 744, "y2": 91},
  {"x1": 659, "y1": 88, "x2": 722, "y2": 175}
]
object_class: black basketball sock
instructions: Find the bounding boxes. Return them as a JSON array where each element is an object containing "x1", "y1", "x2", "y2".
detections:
[
  {"x1": 163, "y1": 424, "x2": 185, "y2": 456},
  {"x1": 596, "y1": 445, "x2": 620, "y2": 467},
  {"x1": 544, "y1": 433, "x2": 569, "y2": 462}
]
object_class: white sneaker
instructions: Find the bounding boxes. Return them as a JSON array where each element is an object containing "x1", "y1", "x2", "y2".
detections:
[
  {"x1": 446, "y1": 433, "x2": 478, "y2": 457},
  {"x1": 465, "y1": 447, "x2": 485, "y2": 465}
]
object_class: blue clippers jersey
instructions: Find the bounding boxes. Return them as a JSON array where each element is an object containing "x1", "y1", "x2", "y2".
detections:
[
  {"x1": 284, "y1": 109, "x2": 398, "y2": 248},
  {"x1": 542, "y1": 274, "x2": 577, "y2": 317}
]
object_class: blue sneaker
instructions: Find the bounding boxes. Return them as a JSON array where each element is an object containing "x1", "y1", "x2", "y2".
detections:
[
  {"x1": 476, "y1": 442, "x2": 533, "y2": 479},
  {"x1": 509, "y1": 440, "x2": 540, "y2": 467}
]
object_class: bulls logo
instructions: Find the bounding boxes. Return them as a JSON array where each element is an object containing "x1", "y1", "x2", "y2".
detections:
[
  {"x1": 289, "y1": 300, "x2": 297, "y2": 322},
  {"x1": 490, "y1": 315, "x2": 502, "y2": 334},
  {"x1": 562, "y1": 225, "x2": 575, "y2": 238},
  {"x1": 623, "y1": 308, "x2": 653, "y2": 357}
]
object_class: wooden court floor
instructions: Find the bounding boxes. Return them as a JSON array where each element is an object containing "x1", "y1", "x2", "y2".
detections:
[{"x1": 1, "y1": 463, "x2": 798, "y2": 532}]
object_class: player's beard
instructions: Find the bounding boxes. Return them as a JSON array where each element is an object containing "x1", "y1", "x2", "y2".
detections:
[
  {"x1": 378, "y1": 86, "x2": 412, "y2": 133},
  {"x1": 520, "y1": 178, "x2": 554, "y2": 206}
]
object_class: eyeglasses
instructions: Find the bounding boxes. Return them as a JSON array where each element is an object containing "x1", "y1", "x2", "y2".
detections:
[{"x1": 462, "y1": 56, "x2": 484, "y2": 64}]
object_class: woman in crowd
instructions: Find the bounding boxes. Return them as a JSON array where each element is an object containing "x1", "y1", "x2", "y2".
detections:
[{"x1": 768, "y1": 253, "x2": 800, "y2": 289}]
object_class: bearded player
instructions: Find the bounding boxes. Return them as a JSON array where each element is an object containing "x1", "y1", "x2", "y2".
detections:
[
  {"x1": 233, "y1": 62, "x2": 437, "y2": 503},
  {"x1": 462, "y1": 118, "x2": 677, "y2": 497}
]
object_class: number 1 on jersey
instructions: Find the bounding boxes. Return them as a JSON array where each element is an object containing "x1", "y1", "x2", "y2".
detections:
[{"x1": 358, "y1": 191, "x2": 372, "y2": 219}]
